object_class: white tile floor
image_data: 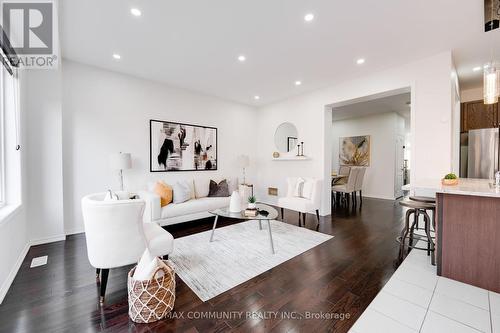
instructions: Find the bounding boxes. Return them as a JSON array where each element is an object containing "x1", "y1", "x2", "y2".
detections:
[{"x1": 349, "y1": 238, "x2": 500, "y2": 333}]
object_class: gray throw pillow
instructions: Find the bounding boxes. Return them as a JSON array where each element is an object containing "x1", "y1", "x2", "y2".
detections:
[{"x1": 208, "y1": 179, "x2": 229, "y2": 197}]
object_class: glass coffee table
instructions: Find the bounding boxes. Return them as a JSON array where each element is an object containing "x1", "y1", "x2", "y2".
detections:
[{"x1": 208, "y1": 203, "x2": 279, "y2": 254}]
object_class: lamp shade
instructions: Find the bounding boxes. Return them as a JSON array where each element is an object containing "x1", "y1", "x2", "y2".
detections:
[
  {"x1": 109, "y1": 152, "x2": 132, "y2": 170},
  {"x1": 237, "y1": 155, "x2": 250, "y2": 168},
  {"x1": 484, "y1": 63, "x2": 500, "y2": 104}
]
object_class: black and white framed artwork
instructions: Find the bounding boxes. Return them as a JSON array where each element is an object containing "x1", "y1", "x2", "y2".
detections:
[{"x1": 150, "y1": 119, "x2": 217, "y2": 172}]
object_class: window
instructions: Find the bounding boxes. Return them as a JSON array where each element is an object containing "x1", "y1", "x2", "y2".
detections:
[
  {"x1": 0, "y1": 63, "x2": 21, "y2": 210},
  {"x1": 0, "y1": 65, "x2": 4, "y2": 208}
]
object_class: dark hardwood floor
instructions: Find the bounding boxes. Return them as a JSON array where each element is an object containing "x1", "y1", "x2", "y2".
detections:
[{"x1": 0, "y1": 198, "x2": 404, "y2": 333}]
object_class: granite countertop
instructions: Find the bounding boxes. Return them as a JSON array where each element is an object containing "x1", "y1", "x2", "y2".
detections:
[{"x1": 404, "y1": 178, "x2": 500, "y2": 198}]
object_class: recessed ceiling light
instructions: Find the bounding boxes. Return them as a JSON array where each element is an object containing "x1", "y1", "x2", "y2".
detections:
[
  {"x1": 112, "y1": 53, "x2": 121, "y2": 60},
  {"x1": 304, "y1": 13, "x2": 314, "y2": 22},
  {"x1": 473, "y1": 66, "x2": 482, "y2": 72},
  {"x1": 130, "y1": 8, "x2": 142, "y2": 16},
  {"x1": 295, "y1": 80, "x2": 302, "y2": 86},
  {"x1": 254, "y1": 95, "x2": 260, "y2": 100},
  {"x1": 237, "y1": 55, "x2": 246, "y2": 62},
  {"x1": 356, "y1": 58, "x2": 365, "y2": 65}
]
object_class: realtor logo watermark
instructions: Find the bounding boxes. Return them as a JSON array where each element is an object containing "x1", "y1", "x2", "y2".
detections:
[{"x1": 1, "y1": 1, "x2": 57, "y2": 69}]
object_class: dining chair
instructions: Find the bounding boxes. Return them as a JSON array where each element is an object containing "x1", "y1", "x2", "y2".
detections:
[
  {"x1": 339, "y1": 165, "x2": 351, "y2": 176},
  {"x1": 354, "y1": 167, "x2": 366, "y2": 204},
  {"x1": 332, "y1": 168, "x2": 359, "y2": 208}
]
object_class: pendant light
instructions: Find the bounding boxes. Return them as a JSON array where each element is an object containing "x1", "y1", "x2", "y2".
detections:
[
  {"x1": 484, "y1": 0, "x2": 500, "y2": 104},
  {"x1": 484, "y1": 62, "x2": 500, "y2": 104}
]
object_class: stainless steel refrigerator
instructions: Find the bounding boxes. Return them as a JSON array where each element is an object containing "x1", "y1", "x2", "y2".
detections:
[{"x1": 466, "y1": 128, "x2": 499, "y2": 179}]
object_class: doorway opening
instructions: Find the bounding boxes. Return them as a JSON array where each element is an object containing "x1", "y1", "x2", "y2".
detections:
[{"x1": 327, "y1": 89, "x2": 412, "y2": 210}]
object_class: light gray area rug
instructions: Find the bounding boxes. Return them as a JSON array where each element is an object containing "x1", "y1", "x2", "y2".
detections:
[{"x1": 168, "y1": 219, "x2": 333, "y2": 301}]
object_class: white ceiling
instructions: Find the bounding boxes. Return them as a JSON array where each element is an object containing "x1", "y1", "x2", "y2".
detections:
[
  {"x1": 332, "y1": 92, "x2": 411, "y2": 121},
  {"x1": 60, "y1": 0, "x2": 500, "y2": 106}
]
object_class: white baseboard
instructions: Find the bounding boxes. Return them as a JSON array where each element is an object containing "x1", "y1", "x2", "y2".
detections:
[
  {"x1": 30, "y1": 234, "x2": 66, "y2": 246},
  {"x1": 0, "y1": 241, "x2": 30, "y2": 304},
  {"x1": 64, "y1": 228, "x2": 84, "y2": 236}
]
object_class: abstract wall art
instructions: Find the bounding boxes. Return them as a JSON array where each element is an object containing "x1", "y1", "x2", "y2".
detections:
[
  {"x1": 339, "y1": 135, "x2": 370, "y2": 166},
  {"x1": 150, "y1": 119, "x2": 217, "y2": 172}
]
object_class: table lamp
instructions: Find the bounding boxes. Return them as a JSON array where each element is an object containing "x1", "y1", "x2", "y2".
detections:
[
  {"x1": 237, "y1": 155, "x2": 250, "y2": 185},
  {"x1": 109, "y1": 152, "x2": 132, "y2": 191}
]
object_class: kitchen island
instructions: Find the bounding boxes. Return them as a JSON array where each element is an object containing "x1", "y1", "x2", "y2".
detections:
[{"x1": 408, "y1": 178, "x2": 500, "y2": 293}]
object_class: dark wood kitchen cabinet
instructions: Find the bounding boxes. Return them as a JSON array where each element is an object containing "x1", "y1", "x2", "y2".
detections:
[{"x1": 461, "y1": 100, "x2": 499, "y2": 132}]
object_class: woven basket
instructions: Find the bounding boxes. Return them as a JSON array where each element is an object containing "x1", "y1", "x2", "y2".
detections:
[{"x1": 127, "y1": 260, "x2": 175, "y2": 323}]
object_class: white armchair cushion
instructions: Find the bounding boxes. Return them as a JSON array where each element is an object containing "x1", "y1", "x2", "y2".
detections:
[
  {"x1": 143, "y1": 222, "x2": 174, "y2": 257},
  {"x1": 278, "y1": 197, "x2": 315, "y2": 213}
]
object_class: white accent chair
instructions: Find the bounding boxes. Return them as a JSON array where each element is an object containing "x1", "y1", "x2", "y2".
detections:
[
  {"x1": 277, "y1": 178, "x2": 322, "y2": 230},
  {"x1": 332, "y1": 167, "x2": 360, "y2": 207},
  {"x1": 81, "y1": 192, "x2": 174, "y2": 304}
]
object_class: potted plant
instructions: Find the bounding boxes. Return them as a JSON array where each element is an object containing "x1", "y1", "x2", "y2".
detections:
[
  {"x1": 247, "y1": 195, "x2": 257, "y2": 209},
  {"x1": 442, "y1": 173, "x2": 459, "y2": 186}
]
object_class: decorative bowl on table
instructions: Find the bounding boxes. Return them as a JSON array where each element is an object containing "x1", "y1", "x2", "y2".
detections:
[{"x1": 441, "y1": 173, "x2": 458, "y2": 186}]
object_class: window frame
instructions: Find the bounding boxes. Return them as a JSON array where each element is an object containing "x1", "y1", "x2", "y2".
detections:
[{"x1": 0, "y1": 66, "x2": 5, "y2": 208}]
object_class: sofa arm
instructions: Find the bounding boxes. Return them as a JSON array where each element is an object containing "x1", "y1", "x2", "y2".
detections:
[{"x1": 138, "y1": 190, "x2": 161, "y2": 223}]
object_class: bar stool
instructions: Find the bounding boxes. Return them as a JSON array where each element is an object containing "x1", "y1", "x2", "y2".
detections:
[
  {"x1": 397, "y1": 200, "x2": 436, "y2": 265},
  {"x1": 409, "y1": 196, "x2": 435, "y2": 204},
  {"x1": 409, "y1": 196, "x2": 436, "y2": 232}
]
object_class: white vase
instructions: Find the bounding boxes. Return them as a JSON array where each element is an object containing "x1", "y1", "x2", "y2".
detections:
[
  {"x1": 248, "y1": 203, "x2": 256, "y2": 209},
  {"x1": 229, "y1": 191, "x2": 241, "y2": 213}
]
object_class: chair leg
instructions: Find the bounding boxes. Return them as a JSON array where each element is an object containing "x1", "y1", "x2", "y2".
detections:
[
  {"x1": 162, "y1": 255, "x2": 169, "y2": 260},
  {"x1": 398, "y1": 209, "x2": 413, "y2": 262},
  {"x1": 302, "y1": 212, "x2": 306, "y2": 227},
  {"x1": 298, "y1": 212, "x2": 302, "y2": 226},
  {"x1": 99, "y1": 269, "x2": 109, "y2": 305},
  {"x1": 359, "y1": 190, "x2": 363, "y2": 203},
  {"x1": 281, "y1": 207, "x2": 284, "y2": 220},
  {"x1": 409, "y1": 210, "x2": 418, "y2": 252},
  {"x1": 315, "y1": 209, "x2": 320, "y2": 230},
  {"x1": 96, "y1": 268, "x2": 101, "y2": 283},
  {"x1": 423, "y1": 211, "x2": 436, "y2": 266}
]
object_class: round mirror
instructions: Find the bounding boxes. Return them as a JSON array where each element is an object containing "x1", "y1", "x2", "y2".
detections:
[{"x1": 274, "y1": 122, "x2": 298, "y2": 153}]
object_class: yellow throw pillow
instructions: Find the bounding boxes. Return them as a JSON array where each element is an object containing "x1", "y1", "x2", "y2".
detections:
[{"x1": 154, "y1": 181, "x2": 173, "y2": 207}]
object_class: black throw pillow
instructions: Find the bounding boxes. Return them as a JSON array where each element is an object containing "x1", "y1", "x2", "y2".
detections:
[{"x1": 208, "y1": 179, "x2": 229, "y2": 197}]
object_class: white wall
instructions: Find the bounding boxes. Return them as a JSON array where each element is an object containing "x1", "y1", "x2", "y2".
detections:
[
  {"x1": 256, "y1": 52, "x2": 454, "y2": 215},
  {"x1": 331, "y1": 112, "x2": 404, "y2": 200},
  {"x1": 0, "y1": 69, "x2": 29, "y2": 304},
  {"x1": 62, "y1": 60, "x2": 258, "y2": 234},
  {"x1": 24, "y1": 69, "x2": 66, "y2": 244},
  {"x1": 460, "y1": 87, "x2": 482, "y2": 102}
]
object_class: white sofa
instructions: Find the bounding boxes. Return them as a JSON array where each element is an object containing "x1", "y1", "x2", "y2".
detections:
[{"x1": 139, "y1": 176, "x2": 238, "y2": 226}]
